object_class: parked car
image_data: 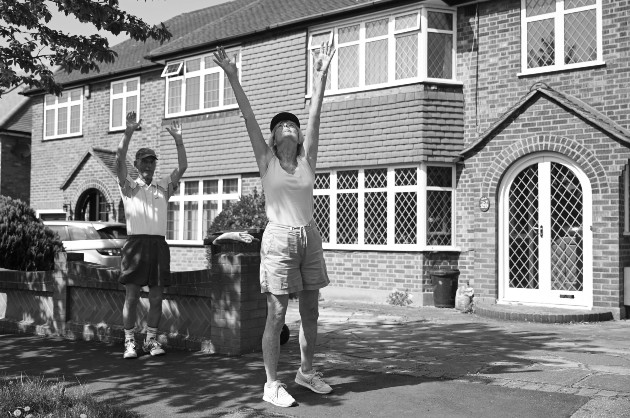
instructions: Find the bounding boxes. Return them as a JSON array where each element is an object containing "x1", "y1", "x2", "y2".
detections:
[{"x1": 43, "y1": 221, "x2": 127, "y2": 268}]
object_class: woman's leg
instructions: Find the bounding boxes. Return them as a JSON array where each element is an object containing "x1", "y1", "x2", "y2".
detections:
[
  {"x1": 298, "y1": 289, "x2": 320, "y2": 372},
  {"x1": 263, "y1": 292, "x2": 289, "y2": 383}
]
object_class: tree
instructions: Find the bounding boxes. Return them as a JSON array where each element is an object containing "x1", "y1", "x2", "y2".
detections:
[{"x1": 0, "y1": 0, "x2": 172, "y2": 97}]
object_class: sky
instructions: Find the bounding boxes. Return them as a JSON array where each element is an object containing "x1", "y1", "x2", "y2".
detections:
[{"x1": 49, "y1": 0, "x2": 233, "y2": 46}]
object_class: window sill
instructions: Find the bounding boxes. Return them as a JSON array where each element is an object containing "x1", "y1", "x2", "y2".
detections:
[
  {"x1": 109, "y1": 127, "x2": 141, "y2": 134},
  {"x1": 322, "y1": 244, "x2": 461, "y2": 252},
  {"x1": 43, "y1": 133, "x2": 83, "y2": 141},
  {"x1": 305, "y1": 78, "x2": 463, "y2": 99},
  {"x1": 166, "y1": 240, "x2": 206, "y2": 247},
  {"x1": 517, "y1": 60, "x2": 605, "y2": 77},
  {"x1": 164, "y1": 104, "x2": 239, "y2": 119}
]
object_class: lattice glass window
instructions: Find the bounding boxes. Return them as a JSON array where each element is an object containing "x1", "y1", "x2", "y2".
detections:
[
  {"x1": 313, "y1": 165, "x2": 455, "y2": 249},
  {"x1": 522, "y1": 0, "x2": 601, "y2": 72},
  {"x1": 167, "y1": 177, "x2": 240, "y2": 242},
  {"x1": 309, "y1": 6, "x2": 454, "y2": 94},
  {"x1": 110, "y1": 78, "x2": 140, "y2": 131},
  {"x1": 43, "y1": 88, "x2": 83, "y2": 140},
  {"x1": 164, "y1": 50, "x2": 240, "y2": 117}
]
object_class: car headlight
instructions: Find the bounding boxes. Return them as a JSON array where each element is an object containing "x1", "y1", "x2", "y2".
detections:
[{"x1": 96, "y1": 248, "x2": 122, "y2": 256}]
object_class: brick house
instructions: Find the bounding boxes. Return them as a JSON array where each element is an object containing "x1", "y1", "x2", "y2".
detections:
[
  {"x1": 0, "y1": 86, "x2": 31, "y2": 204},
  {"x1": 22, "y1": 0, "x2": 630, "y2": 317}
]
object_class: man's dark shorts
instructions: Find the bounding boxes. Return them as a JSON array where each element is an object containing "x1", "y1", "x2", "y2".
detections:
[{"x1": 119, "y1": 235, "x2": 171, "y2": 287}]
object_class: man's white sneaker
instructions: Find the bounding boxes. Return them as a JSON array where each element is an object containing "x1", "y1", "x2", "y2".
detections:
[
  {"x1": 262, "y1": 381, "x2": 297, "y2": 407},
  {"x1": 295, "y1": 368, "x2": 332, "y2": 394},
  {"x1": 123, "y1": 339, "x2": 138, "y2": 359}
]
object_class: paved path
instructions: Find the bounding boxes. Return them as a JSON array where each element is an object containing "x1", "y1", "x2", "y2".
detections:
[{"x1": 1, "y1": 300, "x2": 630, "y2": 417}]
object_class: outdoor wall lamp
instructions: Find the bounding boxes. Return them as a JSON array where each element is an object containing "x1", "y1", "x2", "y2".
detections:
[{"x1": 84, "y1": 85, "x2": 90, "y2": 99}]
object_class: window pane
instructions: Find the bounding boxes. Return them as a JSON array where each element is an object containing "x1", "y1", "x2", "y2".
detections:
[
  {"x1": 395, "y1": 192, "x2": 417, "y2": 244},
  {"x1": 168, "y1": 80, "x2": 182, "y2": 114},
  {"x1": 565, "y1": 0, "x2": 595, "y2": 8},
  {"x1": 395, "y1": 168, "x2": 417, "y2": 186},
  {"x1": 338, "y1": 24, "x2": 359, "y2": 43},
  {"x1": 427, "y1": 166, "x2": 452, "y2": 187},
  {"x1": 45, "y1": 95, "x2": 56, "y2": 106},
  {"x1": 311, "y1": 32, "x2": 331, "y2": 48},
  {"x1": 338, "y1": 45, "x2": 359, "y2": 89},
  {"x1": 366, "y1": 39, "x2": 388, "y2": 85},
  {"x1": 70, "y1": 105, "x2": 80, "y2": 133},
  {"x1": 395, "y1": 13, "x2": 417, "y2": 31},
  {"x1": 112, "y1": 82, "x2": 124, "y2": 94},
  {"x1": 204, "y1": 56, "x2": 217, "y2": 69},
  {"x1": 395, "y1": 33, "x2": 418, "y2": 80},
  {"x1": 312, "y1": 53, "x2": 332, "y2": 92},
  {"x1": 204, "y1": 73, "x2": 220, "y2": 108},
  {"x1": 314, "y1": 195, "x2": 330, "y2": 243},
  {"x1": 366, "y1": 18, "x2": 388, "y2": 38},
  {"x1": 223, "y1": 73, "x2": 236, "y2": 105},
  {"x1": 427, "y1": 33, "x2": 452, "y2": 79},
  {"x1": 185, "y1": 76, "x2": 200, "y2": 111},
  {"x1": 57, "y1": 107, "x2": 68, "y2": 135},
  {"x1": 184, "y1": 201, "x2": 198, "y2": 240},
  {"x1": 203, "y1": 179, "x2": 218, "y2": 194},
  {"x1": 427, "y1": 190, "x2": 452, "y2": 246},
  {"x1": 315, "y1": 173, "x2": 330, "y2": 189},
  {"x1": 338, "y1": 170, "x2": 358, "y2": 189},
  {"x1": 203, "y1": 200, "x2": 218, "y2": 234},
  {"x1": 564, "y1": 9, "x2": 597, "y2": 64},
  {"x1": 365, "y1": 168, "x2": 387, "y2": 188},
  {"x1": 58, "y1": 92, "x2": 68, "y2": 103},
  {"x1": 526, "y1": 0, "x2": 555, "y2": 17},
  {"x1": 337, "y1": 193, "x2": 358, "y2": 244},
  {"x1": 365, "y1": 191, "x2": 387, "y2": 245},
  {"x1": 70, "y1": 90, "x2": 81, "y2": 101},
  {"x1": 167, "y1": 202, "x2": 180, "y2": 240},
  {"x1": 527, "y1": 19, "x2": 555, "y2": 68},
  {"x1": 184, "y1": 181, "x2": 199, "y2": 195},
  {"x1": 223, "y1": 178, "x2": 238, "y2": 194},
  {"x1": 126, "y1": 79, "x2": 138, "y2": 91},
  {"x1": 126, "y1": 96, "x2": 137, "y2": 115},
  {"x1": 428, "y1": 12, "x2": 453, "y2": 31},
  {"x1": 45, "y1": 109, "x2": 55, "y2": 137},
  {"x1": 112, "y1": 98, "x2": 123, "y2": 127},
  {"x1": 186, "y1": 58, "x2": 201, "y2": 72}
]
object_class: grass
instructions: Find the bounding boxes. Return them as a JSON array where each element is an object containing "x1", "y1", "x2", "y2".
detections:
[{"x1": 1, "y1": 374, "x2": 139, "y2": 418}]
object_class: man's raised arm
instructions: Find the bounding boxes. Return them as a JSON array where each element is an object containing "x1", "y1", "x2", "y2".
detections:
[{"x1": 116, "y1": 111, "x2": 142, "y2": 186}]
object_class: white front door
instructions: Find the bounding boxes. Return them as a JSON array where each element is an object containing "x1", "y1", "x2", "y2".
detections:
[{"x1": 499, "y1": 153, "x2": 593, "y2": 308}]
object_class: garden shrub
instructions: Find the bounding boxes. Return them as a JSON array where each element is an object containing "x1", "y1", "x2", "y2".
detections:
[
  {"x1": 0, "y1": 195, "x2": 63, "y2": 271},
  {"x1": 207, "y1": 188, "x2": 268, "y2": 235}
]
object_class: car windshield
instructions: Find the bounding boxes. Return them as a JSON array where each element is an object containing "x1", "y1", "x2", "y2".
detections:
[
  {"x1": 97, "y1": 226, "x2": 128, "y2": 239},
  {"x1": 67, "y1": 225, "x2": 101, "y2": 240}
]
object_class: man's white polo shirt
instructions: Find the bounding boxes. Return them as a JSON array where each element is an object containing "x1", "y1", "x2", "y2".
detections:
[{"x1": 119, "y1": 174, "x2": 177, "y2": 236}]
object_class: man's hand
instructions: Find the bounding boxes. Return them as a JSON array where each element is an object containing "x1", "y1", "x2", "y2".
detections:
[
  {"x1": 126, "y1": 111, "x2": 142, "y2": 132},
  {"x1": 166, "y1": 120, "x2": 182, "y2": 141}
]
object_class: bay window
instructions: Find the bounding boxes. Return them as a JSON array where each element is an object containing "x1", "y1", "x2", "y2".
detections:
[
  {"x1": 313, "y1": 165, "x2": 456, "y2": 250},
  {"x1": 167, "y1": 177, "x2": 241, "y2": 243},
  {"x1": 308, "y1": 5, "x2": 455, "y2": 95}
]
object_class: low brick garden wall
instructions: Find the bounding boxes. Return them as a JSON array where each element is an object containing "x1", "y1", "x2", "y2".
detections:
[{"x1": 0, "y1": 242, "x2": 266, "y2": 355}]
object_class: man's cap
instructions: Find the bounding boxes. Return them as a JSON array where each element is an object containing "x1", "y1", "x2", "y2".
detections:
[
  {"x1": 269, "y1": 112, "x2": 300, "y2": 132},
  {"x1": 135, "y1": 148, "x2": 158, "y2": 160}
]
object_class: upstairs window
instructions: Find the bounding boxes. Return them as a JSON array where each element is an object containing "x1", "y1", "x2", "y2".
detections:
[
  {"x1": 43, "y1": 88, "x2": 83, "y2": 140},
  {"x1": 163, "y1": 50, "x2": 240, "y2": 117},
  {"x1": 308, "y1": 6, "x2": 456, "y2": 95},
  {"x1": 521, "y1": 0, "x2": 602, "y2": 74},
  {"x1": 110, "y1": 78, "x2": 140, "y2": 131}
]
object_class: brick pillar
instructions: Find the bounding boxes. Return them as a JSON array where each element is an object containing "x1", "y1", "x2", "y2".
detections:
[
  {"x1": 51, "y1": 252, "x2": 68, "y2": 335},
  {"x1": 209, "y1": 240, "x2": 267, "y2": 355}
]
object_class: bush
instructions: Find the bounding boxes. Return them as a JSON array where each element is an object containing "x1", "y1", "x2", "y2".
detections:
[
  {"x1": 386, "y1": 288, "x2": 413, "y2": 306},
  {"x1": 0, "y1": 196, "x2": 63, "y2": 271},
  {"x1": 207, "y1": 188, "x2": 268, "y2": 235}
]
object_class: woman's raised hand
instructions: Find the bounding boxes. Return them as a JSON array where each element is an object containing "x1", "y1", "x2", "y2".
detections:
[
  {"x1": 213, "y1": 46, "x2": 238, "y2": 78},
  {"x1": 313, "y1": 39, "x2": 336, "y2": 75}
]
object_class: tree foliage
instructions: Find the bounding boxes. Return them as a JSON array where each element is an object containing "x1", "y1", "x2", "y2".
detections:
[
  {"x1": 0, "y1": 0, "x2": 172, "y2": 97},
  {"x1": 0, "y1": 195, "x2": 64, "y2": 271},
  {"x1": 208, "y1": 188, "x2": 268, "y2": 235}
]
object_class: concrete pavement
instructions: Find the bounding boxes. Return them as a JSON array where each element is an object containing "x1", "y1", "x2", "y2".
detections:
[{"x1": 1, "y1": 299, "x2": 630, "y2": 417}]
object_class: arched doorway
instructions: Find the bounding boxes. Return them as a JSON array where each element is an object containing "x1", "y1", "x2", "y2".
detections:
[
  {"x1": 498, "y1": 152, "x2": 593, "y2": 308},
  {"x1": 76, "y1": 188, "x2": 109, "y2": 221}
]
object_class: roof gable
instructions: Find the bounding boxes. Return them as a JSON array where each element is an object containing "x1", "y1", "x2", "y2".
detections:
[
  {"x1": 460, "y1": 82, "x2": 630, "y2": 157},
  {"x1": 61, "y1": 147, "x2": 137, "y2": 190}
]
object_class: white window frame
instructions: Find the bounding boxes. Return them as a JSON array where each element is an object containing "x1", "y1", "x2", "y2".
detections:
[
  {"x1": 519, "y1": 0, "x2": 603, "y2": 76},
  {"x1": 167, "y1": 176, "x2": 242, "y2": 245},
  {"x1": 625, "y1": 163, "x2": 630, "y2": 235},
  {"x1": 109, "y1": 77, "x2": 141, "y2": 132},
  {"x1": 307, "y1": 5, "x2": 458, "y2": 97},
  {"x1": 313, "y1": 164, "x2": 458, "y2": 252},
  {"x1": 163, "y1": 50, "x2": 240, "y2": 118},
  {"x1": 43, "y1": 88, "x2": 83, "y2": 140}
]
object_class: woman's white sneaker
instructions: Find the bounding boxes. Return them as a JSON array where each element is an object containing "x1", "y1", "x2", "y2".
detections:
[
  {"x1": 295, "y1": 368, "x2": 332, "y2": 394},
  {"x1": 263, "y1": 381, "x2": 297, "y2": 407}
]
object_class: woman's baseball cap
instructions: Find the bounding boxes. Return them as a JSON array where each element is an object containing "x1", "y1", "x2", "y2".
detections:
[{"x1": 269, "y1": 112, "x2": 300, "y2": 132}]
